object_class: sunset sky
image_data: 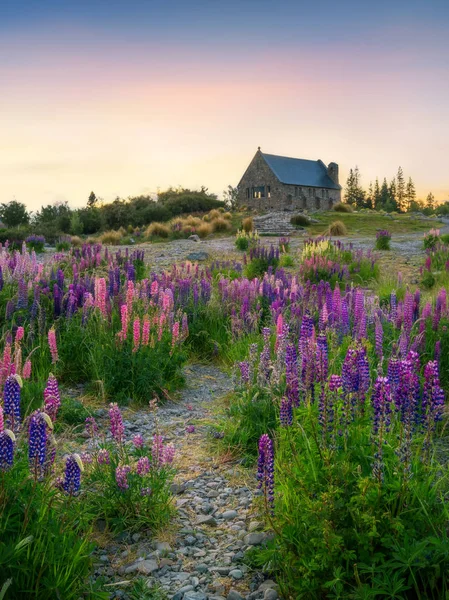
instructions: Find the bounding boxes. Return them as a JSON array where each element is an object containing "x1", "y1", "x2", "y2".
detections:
[{"x1": 1, "y1": 0, "x2": 448, "y2": 210}]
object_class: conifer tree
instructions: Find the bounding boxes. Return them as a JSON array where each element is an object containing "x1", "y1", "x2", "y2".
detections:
[
  {"x1": 396, "y1": 166, "x2": 406, "y2": 212},
  {"x1": 367, "y1": 182, "x2": 374, "y2": 209},
  {"x1": 344, "y1": 169, "x2": 356, "y2": 205},
  {"x1": 405, "y1": 177, "x2": 416, "y2": 211},
  {"x1": 426, "y1": 192, "x2": 435, "y2": 211},
  {"x1": 373, "y1": 178, "x2": 381, "y2": 210},
  {"x1": 379, "y1": 178, "x2": 390, "y2": 210}
]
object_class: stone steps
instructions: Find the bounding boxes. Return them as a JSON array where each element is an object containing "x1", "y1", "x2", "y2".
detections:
[{"x1": 253, "y1": 212, "x2": 298, "y2": 236}]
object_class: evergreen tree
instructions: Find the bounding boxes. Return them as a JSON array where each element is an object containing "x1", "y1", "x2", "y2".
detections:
[
  {"x1": 426, "y1": 192, "x2": 435, "y2": 211},
  {"x1": 388, "y1": 178, "x2": 398, "y2": 211},
  {"x1": 87, "y1": 191, "x2": 97, "y2": 208},
  {"x1": 405, "y1": 177, "x2": 416, "y2": 211},
  {"x1": 367, "y1": 182, "x2": 374, "y2": 209},
  {"x1": 344, "y1": 168, "x2": 356, "y2": 205},
  {"x1": 396, "y1": 166, "x2": 406, "y2": 212},
  {"x1": 379, "y1": 178, "x2": 390, "y2": 210},
  {"x1": 373, "y1": 178, "x2": 381, "y2": 210},
  {"x1": 344, "y1": 166, "x2": 365, "y2": 208}
]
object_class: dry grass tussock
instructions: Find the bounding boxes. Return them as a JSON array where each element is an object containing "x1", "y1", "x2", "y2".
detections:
[
  {"x1": 328, "y1": 220, "x2": 348, "y2": 236},
  {"x1": 99, "y1": 230, "x2": 123, "y2": 245},
  {"x1": 145, "y1": 222, "x2": 170, "y2": 238},
  {"x1": 242, "y1": 216, "x2": 253, "y2": 232}
]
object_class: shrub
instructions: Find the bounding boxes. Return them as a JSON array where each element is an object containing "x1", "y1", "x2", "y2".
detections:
[
  {"x1": 423, "y1": 228, "x2": 441, "y2": 250},
  {"x1": 278, "y1": 236, "x2": 290, "y2": 253},
  {"x1": 242, "y1": 217, "x2": 253, "y2": 232},
  {"x1": 279, "y1": 254, "x2": 294, "y2": 267},
  {"x1": 196, "y1": 222, "x2": 212, "y2": 238},
  {"x1": 375, "y1": 229, "x2": 391, "y2": 250},
  {"x1": 290, "y1": 214, "x2": 310, "y2": 227},
  {"x1": 235, "y1": 229, "x2": 259, "y2": 251},
  {"x1": 26, "y1": 234, "x2": 46, "y2": 252},
  {"x1": 236, "y1": 236, "x2": 249, "y2": 251},
  {"x1": 70, "y1": 235, "x2": 83, "y2": 247},
  {"x1": 208, "y1": 209, "x2": 222, "y2": 220},
  {"x1": 441, "y1": 233, "x2": 449, "y2": 245},
  {"x1": 333, "y1": 202, "x2": 353, "y2": 213},
  {"x1": 223, "y1": 212, "x2": 233, "y2": 220},
  {"x1": 99, "y1": 230, "x2": 122, "y2": 245},
  {"x1": 327, "y1": 220, "x2": 347, "y2": 236},
  {"x1": 244, "y1": 244, "x2": 280, "y2": 278},
  {"x1": 210, "y1": 217, "x2": 231, "y2": 233},
  {"x1": 145, "y1": 222, "x2": 170, "y2": 238}
]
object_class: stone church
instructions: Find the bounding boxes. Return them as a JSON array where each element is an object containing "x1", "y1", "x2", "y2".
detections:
[{"x1": 237, "y1": 148, "x2": 341, "y2": 211}]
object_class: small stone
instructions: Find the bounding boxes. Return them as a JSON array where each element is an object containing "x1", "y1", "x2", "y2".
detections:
[
  {"x1": 248, "y1": 521, "x2": 262, "y2": 532},
  {"x1": 244, "y1": 533, "x2": 266, "y2": 546},
  {"x1": 229, "y1": 569, "x2": 243, "y2": 580},
  {"x1": 195, "y1": 563, "x2": 209, "y2": 573},
  {"x1": 186, "y1": 251, "x2": 209, "y2": 262},
  {"x1": 156, "y1": 541, "x2": 172, "y2": 552},
  {"x1": 264, "y1": 590, "x2": 278, "y2": 600},
  {"x1": 178, "y1": 585, "x2": 194, "y2": 594},
  {"x1": 221, "y1": 510, "x2": 238, "y2": 520},
  {"x1": 189, "y1": 235, "x2": 201, "y2": 242},
  {"x1": 184, "y1": 592, "x2": 207, "y2": 600},
  {"x1": 227, "y1": 591, "x2": 244, "y2": 600},
  {"x1": 136, "y1": 559, "x2": 159, "y2": 575},
  {"x1": 195, "y1": 515, "x2": 217, "y2": 527}
]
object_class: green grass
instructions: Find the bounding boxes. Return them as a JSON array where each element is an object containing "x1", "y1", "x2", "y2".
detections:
[{"x1": 308, "y1": 211, "x2": 439, "y2": 236}]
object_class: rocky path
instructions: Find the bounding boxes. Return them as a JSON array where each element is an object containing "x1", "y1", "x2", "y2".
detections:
[{"x1": 90, "y1": 364, "x2": 276, "y2": 600}]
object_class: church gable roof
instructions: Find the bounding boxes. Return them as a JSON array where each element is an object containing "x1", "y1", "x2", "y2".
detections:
[{"x1": 261, "y1": 152, "x2": 341, "y2": 190}]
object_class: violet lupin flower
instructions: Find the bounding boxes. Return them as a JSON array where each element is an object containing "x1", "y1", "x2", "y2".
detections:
[
  {"x1": 115, "y1": 465, "x2": 131, "y2": 490},
  {"x1": 28, "y1": 410, "x2": 53, "y2": 477},
  {"x1": 279, "y1": 397, "x2": 293, "y2": 427},
  {"x1": 3, "y1": 374, "x2": 21, "y2": 431},
  {"x1": 136, "y1": 456, "x2": 150, "y2": 475},
  {"x1": 316, "y1": 334, "x2": 328, "y2": 385},
  {"x1": 97, "y1": 448, "x2": 110, "y2": 464},
  {"x1": 63, "y1": 454, "x2": 83, "y2": 495},
  {"x1": 85, "y1": 416, "x2": 99, "y2": 438},
  {"x1": 132, "y1": 433, "x2": 145, "y2": 448},
  {"x1": 43, "y1": 373, "x2": 61, "y2": 422},
  {"x1": 257, "y1": 434, "x2": 275, "y2": 514},
  {"x1": 0, "y1": 429, "x2": 15, "y2": 471},
  {"x1": 375, "y1": 317, "x2": 383, "y2": 360},
  {"x1": 238, "y1": 361, "x2": 250, "y2": 385},
  {"x1": 371, "y1": 377, "x2": 392, "y2": 483},
  {"x1": 257, "y1": 328, "x2": 272, "y2": 386},
  {"x1": 285, "y1": 344, "x2": 299, "y2": 406},
  {"x1": 152, "y1": 434, "x2": 164, "y2": 466},
  {"x1": 422, "y1": 361, "x2": 445, "y2": 441},
  {"x1": 162, "y1": 443, "x2": 175, "y2": 464},
  {"x1": 109, "y1": 403, "x2": 124, "y2": 444}
]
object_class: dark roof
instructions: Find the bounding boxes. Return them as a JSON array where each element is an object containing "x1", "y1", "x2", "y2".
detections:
[{"x1": 261, "y1": 153, "x2": 341, "y2": 190}]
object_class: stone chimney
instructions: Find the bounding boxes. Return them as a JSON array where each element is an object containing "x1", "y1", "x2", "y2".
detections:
[{"x1": 327, "y1": 162, "x2": 339, "y2": 185}]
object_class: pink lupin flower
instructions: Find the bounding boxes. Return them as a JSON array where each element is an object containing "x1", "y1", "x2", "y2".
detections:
[
  {"x1": 97, "y1": 448, "x2": 110, "y2": 464},
  {"x1": 181, "y1": 313, "x2": 189, "y2": 339},
  {"x1": 275, "y1": 313, "x2": 284, "y2": 351},
  {"x1": 14, "y1": 347, "x2": 22, "y2": 375},
  {"x1": 152, "y1": 434, "x2": 164, "y2": 466},
  {"x1": 115, "y1": 465, "x2": 131, "y2": 490},
  {"x1": 150, "y1": 280, "x2": 159, "y2": 298},
  {"x1": 132, "y1": 433, "x2": 145, "y2": 448},
  {"x1": 109, "y1": 402, "x2": 124, "y2": 444},
  {"x1": 48, "y1": 328, "x2": 58, "y2": 364},
  {"x1": 22, "y1": 359, "x2": 32, "y2": 380},
  {"x1": 158, "y1": 312, "x2": 166, "y2": 342},
  {"x1": 126, "y1": 280, "x2": 134, "y2": 314},
  {"x1": 117, "y1": 304, "x2": 129, "y2": 341},
  {"x1": 132, "y1": 318, "x2": 141, "y2": 352},
  {"x1": 15, "y1": 326, "x2": 24, "y2": 346},
  {"x1": 94, "y1": 277, "x2": 107, "y2": 317},
  {"x1": 162, "y1": 443, "x2": 175, "y2": 464},
  {"x1": 137, "y1": 456, "x2": 150, "y2": 475},
  {"x1": 1, "y1": 344, "x2": 12, "y2": 384},
  {"x1": 142, "y1": 316, "x2": 150, "y2": 346},
  {"x1": 171, "y1": 321, "x2": 180, "y2": 349}
]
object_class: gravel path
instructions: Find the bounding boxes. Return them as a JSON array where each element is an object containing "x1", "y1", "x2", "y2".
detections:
[{"x1": 89, "y1": 364, "x2": 276, "y2": 600}]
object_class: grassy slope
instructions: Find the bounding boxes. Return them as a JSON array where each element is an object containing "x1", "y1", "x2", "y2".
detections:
[{"x1": 307, "y1": 211, "x2": 438, "y2": 236}]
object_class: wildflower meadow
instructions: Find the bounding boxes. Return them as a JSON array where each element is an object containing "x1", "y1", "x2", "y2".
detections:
[{"x1": 0, "y1": 227, "x2": 449, "y2": 599}]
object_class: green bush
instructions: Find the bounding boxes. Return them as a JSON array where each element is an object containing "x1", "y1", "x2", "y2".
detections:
[
  {"x1": 235, "y1": 236, "x2": 249, "y2": 250},
  {"x1": 290, "y1": 214, "x2": 310, "y2": 227},
  {"x1": 333, "y1": 202, "x2": 353, "y2": 213},
  {"x1": 56, "y1": 240, "x2": 71, "y2": 251}
]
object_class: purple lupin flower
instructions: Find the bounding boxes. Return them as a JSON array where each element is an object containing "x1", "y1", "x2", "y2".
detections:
[
  {"x1": 63, "y1": 454, "x2": 83, "y2": 495},
  {"x1": 257, "y1": 434, "x2": 275, "y2": 514},
  {"x1": 137, "y1": 456, "x2": 150, "y2": 475},
  {"x1": 97, "y1": 448, "x2": 110, "y2": 464},
  {"x1": 28, "y1": 410, "x2": 52, "y2": 476},
  {"x1": 371, "y1": 377, "x2": 392, "y2": 483},
  {"x1": 109, "y1": 402, "x2": 124, "y2": 444},
  {"x1": 115, "y1": 465, "x2": 132, "y2": 490},
  {"x1": 257, "y1": 328, "x2": 272, "y2": 386},
  {"x1": 43, "y1": 373, "x2": 61, "y2": 422},
  {"x1": 3, "y1": 374, "x2": 21, "y2": 432},
  {"x1": 279, "y1": 397, "x2": 293, "y2": 427},
  {"x1": 375, "y1": 317, "x2": 383, "y2": 361},
  {"x1": 285, "y1": 344, "x2": 299, "y2": 406},
  {"x1": 422, "y1": 361, "x2": 445, "y2": 439},
  {"x1": 316, "y1": 334, "x2": 328, "y2": 384},
  {"x1": 238, "y1": 361, "x2": 250, "y2": 385},
  {"x1": 85, "y1": 416, "x2": 99, "y2": 438},
  {"x1": 0, "y1": 429, "x2": 15, "y2": 470}
]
